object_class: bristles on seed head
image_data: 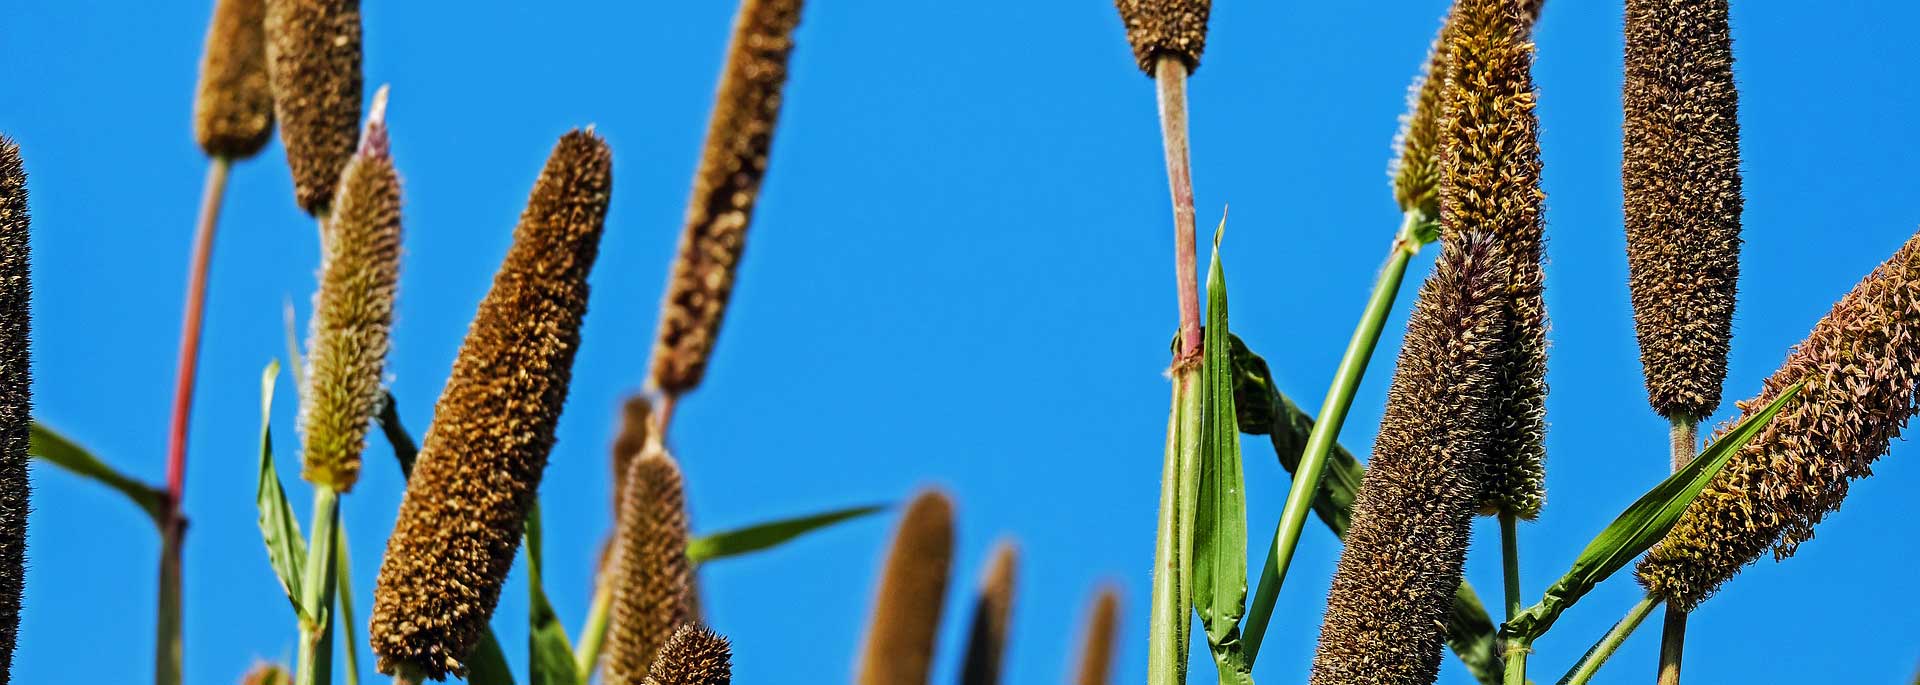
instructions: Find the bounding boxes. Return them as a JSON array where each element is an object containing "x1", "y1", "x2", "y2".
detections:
[
  {"x1": 604, "y1": 448, "x2": 693, "y2": 685},
  {"x1": 643, "y1": 625, "x2": 732, "y2": 685},
  {"x1": 1309, "y1": 234, "x2": 1508, "y2": 685},
  {"x1": 369, "y1": 131, "x2": 612, "y2": 680},
  {"x1": 857, "y1": 490, "x2": 954, "y2": 685},
  {"x1": 0, "y1": 139, "x2": 31, "y2": 685},
  {"x1": 1073, "y1": 586, "x2": 1120, "y2": 685},
  {"x1": 958, "y1": 540, "x2": 1018, "y2": 685},
  {"x1": 1637, "y1": 229, "x2": 1920, "y2": 611},
  {"x1": 1622, "y1": 0, "x2": 1742, "y2": 421},
  {"x1": 264, "y1": 0, "x2": 362, "y2": 213},
  {"x1": 1389, "y1": 2, "x2": 1544, "y2": 218},
  {"x1": 1112, "y1": 0, "x2": 1210, "y2": 75},
  {"x1": 195, "y1": 0, "x2": 275, "y2": 159},
  {"x1": 1438, "y1": 0, "x2": 1549, "y2": 519},
  {"x1": 649, "y1": 0, "x2": 802, "y2": 397},
  {"x1": 300, "y1": 109, "x2": 400, "y2": 492}
]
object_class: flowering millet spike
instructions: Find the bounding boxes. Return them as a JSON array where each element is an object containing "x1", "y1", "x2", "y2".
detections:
[
  {"x1": 643, "y1": 625, "x2": 732, "y2": 685},
  {"x1": 604, "y1": 448, "x2": 693, "y2": 685},
  {"x1": 1638, "y1": 229, "x2": 1920, "y2": 611},
  {"x1": 0, "y1": 138, "x2": 31, "y2": 685},
  {"x1": 1438, "y1": 0, "x2": 1548, "y2": 519},
  {"x1": 1622, "y1": 0, "x2": 1743, "y2": 421},
  {"x1": 857, "y1": 490, "x2": 954, "y2": 685},
  {"x1": 1112, "y1": 0, "x2": 1210, "y2": 74},
  {"x1": 1309, "y1": 234, "x2": 1509, "y2": 685},
  {"x1": 264, "y1": 0, "x2": 362, "y2": 213},
  {"x1": 649, "y1": 0, "x2": 803, "y2": 397},
  {"x1": 195, "y1": 0, "x2": 275, "y2": 159},
  {"x1": 958, "y1": 541, "x2": 1018, "y2": 685},
  {"x1": 369, "y1": 131, "x2": 611, "y2": 680}
]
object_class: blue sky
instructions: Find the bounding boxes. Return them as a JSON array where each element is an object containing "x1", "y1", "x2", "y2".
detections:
[{"x1": 3, "y1": 1, "x2": 1916, "y2": 684}]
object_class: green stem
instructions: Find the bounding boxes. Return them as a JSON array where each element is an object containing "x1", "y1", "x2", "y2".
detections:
[
  {"x1": 336, "y1": 525, "x2": 362, "y2": 685},
  {"x1": 1560, "y1": 596, "x2": 1660, "y2": 685},
  {"x1": 1500, "y1": 512, "x2": 1524, "y2": 685},
  {"x1": 1503, "y1": 640, "x2": 1529, "y2": 685},
  {"x1": 155, "y1": 520, "x2": 184, "y2": 685},
  {"x1": 1148, "y1": 370, "x2": 1204, "y2": 685},
  {"x1": 1244, "y1": 211, "x2": 1431, "y2": 661},
  {"x1": 574, "y1": 568, "x2": 615, "y2": 678},
  {"x1": 296, "y1": 486, "x2": 341, "y2": 685}
]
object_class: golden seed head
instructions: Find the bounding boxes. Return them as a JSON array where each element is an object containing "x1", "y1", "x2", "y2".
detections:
[
  {"x1": 1310, "y1": 234, "x2": 1509, "y2": 685},
  {"x1": 1112, "y1": 0, "x2": 1210, "y2": 75},
  {"x1": 300, "y1": 114, "x2": 400, "y2": 492},
  {"x1": 195, "y1": 0, "x2": 275, "y2": 159},
  {"x1": 958, "y1": 540, "x2": 1018, "y2": 685},
  {"x1": 650, "y1": 0, "x2": 803, "y2": 396},
  {"x1": 643, "y1": 625, "x2": 732, "y2": 685},
  {"x1": 369, "y1": 131, "x2": 612, "y2": 680},
  {"x1": 1638, "y1": 229, "x2": 1920, "y2": 611},
  {"x1": 1073, "y1": 586, "x2": 1120, "y2": 685},
  {"x1": 1622, "y1": 0, "x2": 1742, "y2": 420},
  {"x1": 264, "y1": 0, "x2": 362, "y2": 213},
  {"x1": 0, "y1": 138, "x2": 30, "y2": 685},
  {"x1": 604, "y1": 449, "x2": 694, "y2": 685},
  {"x1": 857, "y1": 490, "x2": 954, "y2": 685},
  {"x1": 1391, "y1": 1, "x2": 1545, "y2": 221},
  {"x1": 1438, "y1": 0, "x2": 1549, "y2": 519}
]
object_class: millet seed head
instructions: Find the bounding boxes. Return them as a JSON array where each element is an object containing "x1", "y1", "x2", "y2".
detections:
[
  {"x1": 604, "y1": 448, "x2": 694, "y2": 685},
  {"x1": 1637, "y1": 228, "x2": 1920, "y2": 611},
  {"x1": 369, "y1": 131, "x2": 612, "y2": 680},
  {"x1": 195, "y1": 0, "x2": 275, "y2": 159},
  {"x1": 1112, "y1": 0, "x2": 1209, "y2": 75},
  {"x1": 0, "y1": 138, "x2": 31, "y2": 685},
  {"x1": 1438, "y1": 0, "x2": 1549, "y2": 519},
  {"x1": 1073, "y1": 586, "x2": 1120, "y2": 685},
  {"x1": 1390, "y1": 0, "x2": 1545, "y2": 218},
  {"x1": 1622, "y1": 0, "x2": 1743, "y2": 421},
  {"x1": 264, "y1": 0, "x2": 362, "y2": 214},
  {"x1": 857, "y1": 489, "x2": 954, "y2": 685},
  {"x1": 1309, "y1": 234, "x2": 1509, "y2": 685},
  {"x1": 610, "y1": 394, "x2": 654, "y2": 524},
  {"x1": 958, "y1": 540, "x2": 1018, "y2": 685},
  {"x1": 241, "y1": 662, "x2": 292, "y2": 685},
  {"x1": 650, "y1": 0, "x2": 803, "y2": 396},
  {"x1": 643, "y1": 624, "x2": 732, "y2": 685}
]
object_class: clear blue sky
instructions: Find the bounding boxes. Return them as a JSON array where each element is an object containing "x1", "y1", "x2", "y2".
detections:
[{"x1": 3, "y1": 1, "x2": 1916, "y2": 684}]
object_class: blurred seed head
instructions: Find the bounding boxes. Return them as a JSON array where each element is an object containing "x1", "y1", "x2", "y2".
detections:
[
  {"x1": 0, "y1": 138, "x2": 30, "y2": 685},
  {"x1": 1390, "y1": 1, "x2": 1545, "y2": 219},
  {"x1": 958, "y1": 541, "x2": 1018, "y2": 685},
  {"x1": 1638, "y1": 229, "x2": 1920, "y2": 611},
  {"x1": 1112, "y1": 0, "x2": 1210, "y2": 74},
  {"x1": 1073, "y1": 586, "x2": 1120, "y2": 685},
  {"x1": 609, "y1": 394, "x2": 654, "y2": 524},
  {"x1": 1622, "y1": 0, "x2": 1743, "y2": 421},
  {"x1": 604, "y1": 448, "x2": 694, "y2": 685},
  {"x1": 857, "y1": 490, "x2": 954, "y2": 685},
  {"x1": 264, "y1": 0, "x2": 362, "y2": 213},
  {"x1": 369, "y1": 131, "x2": 612, "y2": 680},
  {"x1": 195, "y1": 0, "x2": 275, "y2": 159},
  {"x1": 650, "y1": 0, "x2": 803, "y2": 397},
  {"x1": 1438, "y1": 0, "x2": 1549, "y2": 519},
  {"x1": 1310, "y1": 234, "x2": 1509, "y2": 685},
  {"x1": 240, "y1": 662, "x2": 292, "y2": 685},
  {"x1": 643, "y1": 625, "x2": 732, "y2": 685}
]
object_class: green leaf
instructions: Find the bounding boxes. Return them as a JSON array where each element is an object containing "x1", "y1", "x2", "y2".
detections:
[
  {"x1": 1192, "y1": 222, "x2": 1248, "y2": 655},
  {"x1": 686, "y1": 504, "x2": 888, "y2": 563},
  {"x1": 254, "y1": 360, "x2": 311, "y2": 620},
  {"x1": 28, "y1": 422, "x2": 168, "y2": 526},
  {"x1": 335, "y1": 526, "x2": 362, "y2": 685},
  {"x1": 1505, "y1": 383, "x2": 1804, "y2": 641},
  {"x1": 527, "y1": 503, "x2": 580, "y2": 685},
  {"x1": 468, "y1": 630, "x2": 517, "y2": 685}
]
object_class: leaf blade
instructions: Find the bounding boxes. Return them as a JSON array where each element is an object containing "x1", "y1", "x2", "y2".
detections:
[
  {"x1": 254, "y1": 360, "x2": 311, "y2": 620},
  {"x1": 527, "y1": 503, "x2": 579, "y2": 685},
  {"x1": 1192, "y1": 221, "x2": 1248, "y2": 651},
  {"x1": 27, "y1": 422, "x2": 167, "y2": 526},
  {"x1": 685, "y1": 504, "x2": 888, "y2": 564}
]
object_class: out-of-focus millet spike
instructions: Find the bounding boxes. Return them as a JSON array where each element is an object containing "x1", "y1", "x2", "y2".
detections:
[
  {"x1": 610, "y1": 394, "x2": 654, "y2": 522},
  {"x1": 1073, "y1": 586, "x2": 1119, "y2": 685},
  {"x1": 195, "y1": 0, "x2": 275, "y2": 159},
  {"x1": 368, "y1": 130, "x2": 612, "y2": 681},
  {"x1": 1112, "y1": 0, "x2": 1210, "y2": 74},
  {"x1": 1438, "y1": 0, "x2": 1549, "y2": 520},
  {"x1": 1309, "y1": 234, "x2": 1509, "y2": 685},
  {"x1": 604, "y1": 449, "x2": 693, "y2": 685},
  {"x1": 264, "y1": 0, "x2": 362, "y2": 214},
  {"x1": 299, "y1": 90, "x2": 400, "y2": 492},
  {"x1": 649, "y1": 0, "x2": 803, "y2": 397},
  {"x1": 1637, "y1": 228, "x2": 1920, "y2": 612},
  {"x1": 1391, "y1": 0, "x2": 1547, "y2": 220},
  {"x1": 958, "y1": 540, "x2": 1018, "y2": 685},
  {"x1": 0, "y1": 138, "x2": 31, "y2": 685},
  {"x1": 643, "y1": 625, "x2": 732, "y2": 685},
  {"x1": 1622, "y1": 0, "x2": 1743, "y2": 421},
  {"x1": 241, "y1": 661, "x2": 293, "y2": 685},
  {"x1": 857, "y1": 490, "x2": 954, "y2": 685}
]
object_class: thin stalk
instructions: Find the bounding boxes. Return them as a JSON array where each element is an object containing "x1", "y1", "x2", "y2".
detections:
[
  {"x1": 1500, "y1": 512, "x2": 1525, "y2": 685},
  {"x1": 336, "y1": 525, "x2": 362, "y2": 685},
  {"x1": 573, "y1": 568, "x2": 615, "y2": 677},
  {"x1": 1561, "y1": 596, "x2": 1660, "y2": 685},
  {"x1": 155, "y1": 155, "x2": 233, "y2": 685},
  {"x1": 1656, "y1": 416, "x2": 1697, "y2": 685},
  {"x1": 1154, "y1": 56, "x2": 1201, "y2": 364},
  {"x1": 1243, "y1": 209, "x2": 1432, "y2": 661},
  {"x1": 296, "y1": 486, "x2": 341, "y2": 685}
]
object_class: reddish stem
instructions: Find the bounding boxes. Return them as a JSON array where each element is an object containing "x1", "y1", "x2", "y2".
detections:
[
  {"x1": 164, "y1": 157, "x2": 230, "y2": 508},
  {"x1": 1154, "y1": 58, "x2": 1201, "y2": 363}
]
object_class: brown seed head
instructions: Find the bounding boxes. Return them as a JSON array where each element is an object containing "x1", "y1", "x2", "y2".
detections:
[
  {"x1": 1309, "y1": 234, "x2": 1509, "y2": 685},
  {"x1": 1073, "y1": 586, "x2": 1120, "y2": 685},
  {"x1": 604, "y1": 449, "x2": 694, "y2": 685},
  {"x1": 0, "y1": 139, "x2": 31, "y2": 685},
  {"x1": 1391, "y1": 1, "x2": 1545, "y2": 218},
  {"x1": 650, "y1": 0, "x2": 803, "y2": 396},
  {"x1": 1637, "y1": 229, "x2": 1920, "y2": 611},
  {"x1": 1112, "y1": 0, "x2": 1209, "y2": 75},
  {"x1": 240, "y1": 662, "x2": 292, "y2": 685},
  {"x1": 1438, "y1": 0, "x2": 1548, "y2": 519},
  {"x1": 195, "y1": 0, "x2": 275, "y2": 159},
  {"x1": 369, "y1": 131, "x2": 612, "y2": 680},
  {"x1": 300, "y1": 112, "x2": 400, "y2": 492},
  {"x1": 857, "y1": 490, "x2": 954, "y2": 685},
  {"x1": 959, "y1": 540, "x2": 1018, "y2": 685},
  {"x1": 265, "y1": 0, "x2": 362, "y2": 213},
  {"x1": 610, "y1": 394, "x2": 654, "y2": 523},
  {"x1": 644, "y1": 625, "x2": 732, "y2": 685},
  {"x1": 1622, "y1": 0, "x2": 1743, "y2": 420}
]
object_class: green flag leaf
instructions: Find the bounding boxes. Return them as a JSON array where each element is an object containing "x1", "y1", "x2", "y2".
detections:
[
  {"x1": 528, "y1": 503, "x2": 580, "y2": 685},
  {"x1": 1192, "y1": 222, "x2": 1248, "y2": 657},
  {"x1": 28, "y1": 422, "x2": 167, "y2": 526},
  {"x1": 686, "y1": 504, "x2": 888, "y2": 563},
  {"x1": 253, "y1": 361, "x2": 311, "y2": 620}
]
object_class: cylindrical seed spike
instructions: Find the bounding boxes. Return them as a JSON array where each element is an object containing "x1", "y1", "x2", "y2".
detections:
[
  {"x1": 264, "y1": 0, "x2": 362, "y2": 214},
  {"x1": 604, "y1": 449, "x2": 693, "y2": 685},
  {"x1": 856, "y1": 490, "x2": 954, "y2": 685},
  {"x1": 195, "y1": 0, "x2": 275, "y2": 159}
]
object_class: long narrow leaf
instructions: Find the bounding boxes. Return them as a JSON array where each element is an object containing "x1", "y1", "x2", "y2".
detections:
[
  {"x1": 527, "y1": 504, "x2": 579, "y2": 685},
  {"x1": 28, "y1": 422, "x2": 167, "y2": 526},
  {"x1": 254, "y1": 361, "x2": 310, "y2": 620},
  {"x1": 335, "y1": 525, "x2": 361, "y2": 685},
  {"x1": 1506, "y1": 383, "x2": 1804, "y2": 640},
  {"x1": 1192, "y1": 222, "x2": 1252, "y2": 684},
  {"x1": 686, "y1": 504, "x2": 888, "y2": 563}
]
